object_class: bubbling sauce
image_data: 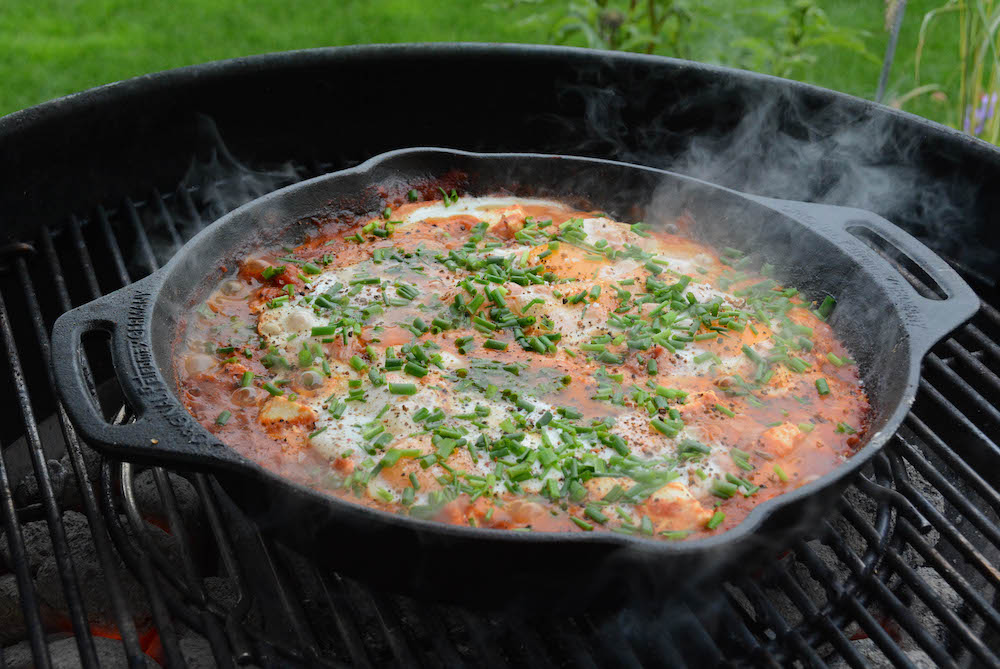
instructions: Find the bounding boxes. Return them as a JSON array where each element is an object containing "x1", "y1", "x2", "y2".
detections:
[{"x1": 177, "y1": 191, "x2": 868, "y2": 540}]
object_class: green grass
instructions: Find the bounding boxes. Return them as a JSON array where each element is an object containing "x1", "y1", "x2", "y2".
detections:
[
  {"x1": 0, "y1": 0, "x2": 549, "y2": 117},
  {"x1": 0, "y1": 0, "x2": 966, "y2": 129}
]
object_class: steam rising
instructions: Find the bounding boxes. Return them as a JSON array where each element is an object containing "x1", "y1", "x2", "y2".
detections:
[
  {"x1": 152, "y1": 70, "x2": 983, "y2": 613},
  {"x1": 563, "y1": 78, "x2": 994, "y2": 275}
]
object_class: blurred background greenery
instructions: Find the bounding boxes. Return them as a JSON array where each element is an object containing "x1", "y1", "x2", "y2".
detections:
[{"x1": 0, "y1": 0, "x2": 986, "y2": 139}]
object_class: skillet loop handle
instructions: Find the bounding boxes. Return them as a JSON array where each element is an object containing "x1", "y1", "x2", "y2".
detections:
[
  {"x1": 745, "y1": 196, "x2": 980, "y2": 356},
  {"x1": 51, "y1": 279, "x2": 237, "y2": 468}
]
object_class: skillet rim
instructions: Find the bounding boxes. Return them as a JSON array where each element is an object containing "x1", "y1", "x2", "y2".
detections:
[{"x1": 51, "y1": 147, "x2": 979, "y2": 558}]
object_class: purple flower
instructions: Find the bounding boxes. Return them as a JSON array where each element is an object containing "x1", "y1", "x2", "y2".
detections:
[{"x1": 966, "y1": 92, "x2": 998, "y2": 136}]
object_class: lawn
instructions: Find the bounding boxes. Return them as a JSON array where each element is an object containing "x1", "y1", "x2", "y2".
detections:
[{"x1": 0, "y1": 0, "x2": 965, "y2": 128}]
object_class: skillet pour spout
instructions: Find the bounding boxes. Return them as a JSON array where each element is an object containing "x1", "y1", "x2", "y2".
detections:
[{"x1": 49, "y1": 148, "x2": 978, "y2": 606}]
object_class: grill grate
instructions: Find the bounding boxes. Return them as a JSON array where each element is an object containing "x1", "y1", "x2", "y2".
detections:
[{"x1": 0, "y1": 151, "x2": 998, "y2": 668}]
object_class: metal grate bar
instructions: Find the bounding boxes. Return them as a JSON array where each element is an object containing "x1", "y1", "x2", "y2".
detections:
[
  {"x1": 364, "y1": 589, "x2": 421, "y2": 666},
  {"x1": 0, "y1": 400, "x2": 52, "y2": 669},
  {"x1": 95, "y1": 206, "x2": 133, "y2": 287},
  {"x1": 122, "y1": 198, "x2": 160, "y2": 276},
  {"x1": 256, "y1": 537, "x2": 324, "y2": 664},
  {"x1": 739, "y1": 579, "x2": 825, "y2": 666},
  {"x1": 150, "y1": 188, "x2": 185, "y2": 253},
  {"x1": 59, "y1": 213, "x2": 191, "y2": 662},
  {"x1": 677, "y1": 600, "x2": 731, "y2": 666},
  {"x1": 409, "y1": 603, "x2": 466, "y2": 668},
  {"x1": 903, "y1": 413, "x2": 1000, "y2": 514},
  {"x1": 94, "y1": 196, "x2": 248, "y2": 665},
  {"x1": 100, "y1": 462, "x2": 185, "y2": 666},
  {"x1": 67, "y1": 216, "x2": 103, "y2": 301},
  {"x1": 14, "y1": 253, "x2": 149, "y2": 666},
  {"x1": 892, "y1": 432, "x2": 1000, "y2": 551},
  {"x1": 818, "y1": 518, "x2": 956, "y2": 668},
  {"x1": 925, "y1": 353, "x2": 1000, "y2": 434},
  {"x1": 123, "y1": 189, "x2": 261, "y2": 664},
  {"x1": 314, "y1": 569, "x2": 375, "y2": 668},
  {"x1": 892, "y1": 470, "x2": 1000, "y2": 590},
  {"x1": 916, "y1": 379, "x2": 1000, "y2": 478},
  {"x1": 765, "y1": 562, "x2": 869, "y2": 668},
  {"x1": 894, "y1": 518, "x2": 1000, "y2": 634},
  {"x1": 0, "y1": 281, "x2": 103, "y2": 667},
  {"x1": 11, "y1": 148, "x2": 999, "y2": 667},
  {"x1": 149, "y1": 469, "x2": 236, "y2": 667},
  {"x1": 943, "y1": 337, "x2": 1000, "y2": 394},
  {"x1": 579, "y1": 615, "x2": 643, "y2": 669},
  {"x1": 838, "y1": 496, "x2": 999, "y2": 665},
  {"x1": 450, "y1": 610, "x2": 507, "y2": 669},
  {"x1": 964, "y1": 323, "x2": 1000, "y2": 366},
  {"x1": 191, "y1": 474, "x2": 255, "y2": 664},
  {"x1": 794, "y1": 541, "x2": 918, "y2": 669}
]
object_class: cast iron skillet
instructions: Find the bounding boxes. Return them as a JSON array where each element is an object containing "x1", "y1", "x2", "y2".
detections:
[{"x1": 51, "y1": 149, "x2": 978, "y2": 607}]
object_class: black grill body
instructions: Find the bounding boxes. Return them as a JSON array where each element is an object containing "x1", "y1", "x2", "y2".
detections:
[{"x1": 0, "y1": 44, "x2": 998, "y2": 667}]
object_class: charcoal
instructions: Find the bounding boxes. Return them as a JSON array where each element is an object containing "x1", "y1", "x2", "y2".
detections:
[
  {"x1": 132, "y1": 469, "x2": 204, "y2": 539},
  {"x1": 0, "y1": 515, "x2": 65, "y2": 575},
  {"x1": 31, "y1": 512, "x2": 151, "y2": 629},
  {"x1": 179, "y1": 630, "x2": 218, "y2": 669},
  {"x1": 120, "y1": 514, "x2": 182, "y2": 569},
  {"x1": 2, "y1": 635, "x2": 157, "y2": 669},
  {"x1": 203, "y1": 576, "x2": 238, "y2": 610},
  {"x1": 12, "y1": 459, "x2": 66, "y2": 509},
  {"x1": 0, "y1": 575, "x2": 26, "y2": 646},
  {"x1": 58, "y1": 441, "x2": 104, "y2": 509}
]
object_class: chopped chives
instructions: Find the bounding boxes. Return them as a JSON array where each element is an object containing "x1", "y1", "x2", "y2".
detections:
[
  {"x1": 349, "y1": 355, "x2": 368, "y2": 371},
  {"x1": 483, "y1": 339, "x2": 508, "y2": 351},
  {"x1": 309, "y1": 426, "x2": 328, "y2": 439},
  {"x1": 570, "y1": 516, "x2": 594, "y2": 531},
  {"x1": 774, "y1": 464, "x2": 789, "y2": 482},
  {"x1": 302, "y1": 262, "x2": 322, "y2": 275},
  {"x1": 404, "y1": 361, "x2": 429, "y2": 377},
  {"x1": 650, "y1": 418, "x2": 680, "y2": 437},
  {"x1": 240, "y1": 371, "x2": 254, "y2": 387},
  {"x1": 602, "y1": 484, "x2": 624, "y2": 503},
  {"x1": 261, "y1": 265, "x2": 286, "y2": 280},
  {"x1": 215, "y1": 410, "x2": 231, "y2": 426},
  {"x1": 826, "y1": 352, "x2": 846, "y2": 367},
  {"x1": 584, "y1": 505, "x2": 609, "y2": 524},
  {"x1": 715, "y1": 403, "x2": 736, "y2": 418},
  {"x1": 596, "y1": 350, "x2": 624, "y2": 365},
  {"x1": 815, "y1": 378, "x2": 831, "y2": 395},
  {"x1": 311, "y1": 326, "x2": 337, "y2": 337},
  {"x1": 710, "y1": 479, "x2": 738, "y2": 499},
  {"x1": 262, "y1": 381, "x2": 283, "y2": 396},
  {"x1": 389, "y1": 383, "x2": 417, "y2": 395},
  {"x1": 815, "y1": 295, "x2": 836, "y2": 320},
  {"x1": 706, "y1": 511, "x2": 725, "y2": 530}
]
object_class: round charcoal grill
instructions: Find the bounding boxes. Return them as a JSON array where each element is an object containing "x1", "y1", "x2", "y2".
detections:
[{"x1": 0, "y1": 45, "x2": 999, "y2": 668}]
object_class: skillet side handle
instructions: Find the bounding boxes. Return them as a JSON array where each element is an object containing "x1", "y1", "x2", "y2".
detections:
[
  {"x1": 51, "y1": 282, "x2": 244, "y2": 471},
  {"x1": 745, "y1": 195, "x2": 980, "y2": 355}
]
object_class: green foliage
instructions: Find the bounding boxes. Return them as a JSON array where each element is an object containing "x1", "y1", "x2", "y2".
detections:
[
  {"x1": 727, "y1": 1, "x2": 878, "y2": 79},
  {"x1": 548, "y1": 0, "x2": 694, "y2": 56},
  {"x1": 914, "y1": 0, "x2": 1000, "y2": 141},
  {"x1": 494, "y1": 0, "x2": 876, "y2": 79}
]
